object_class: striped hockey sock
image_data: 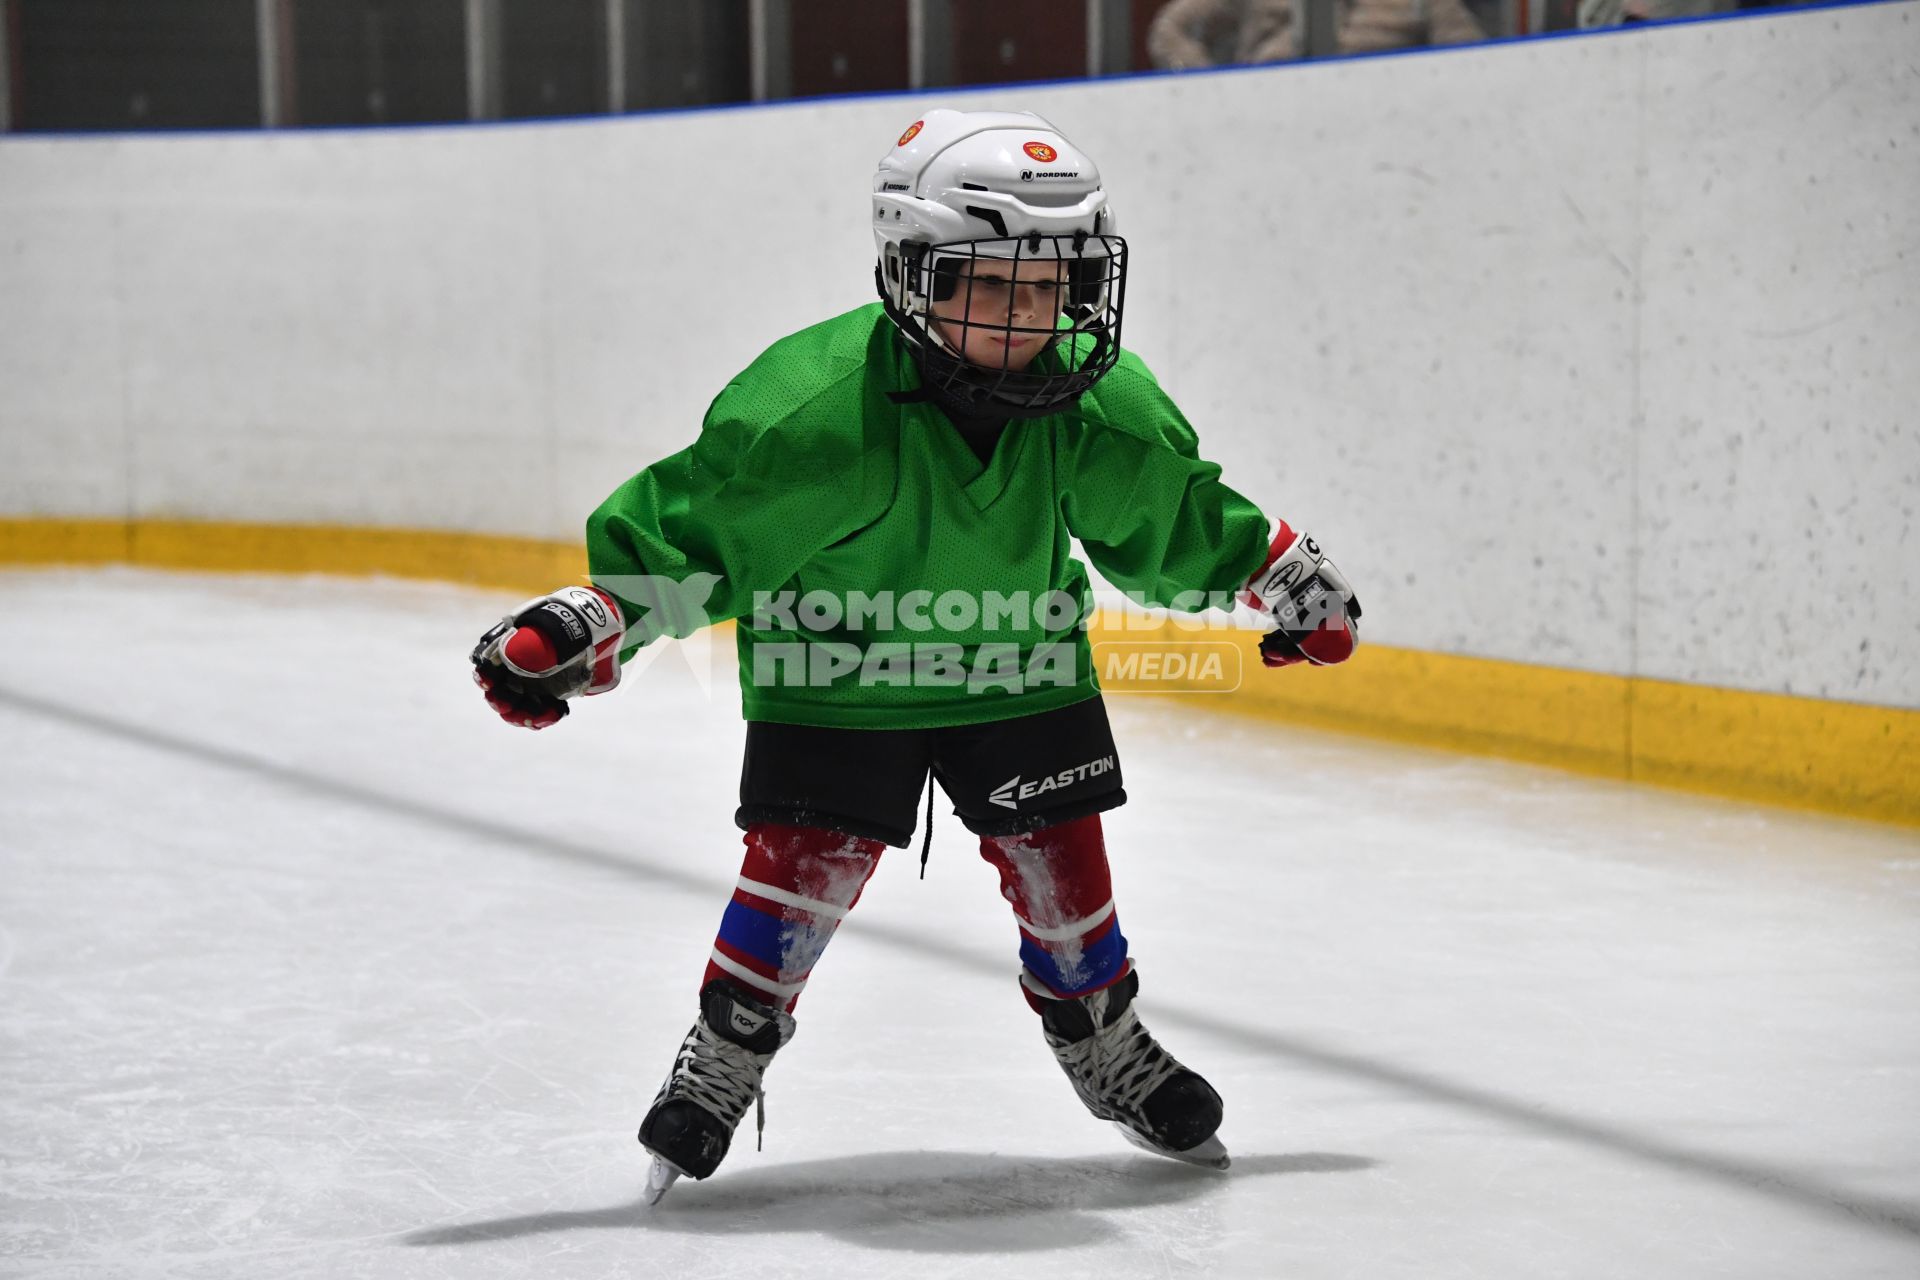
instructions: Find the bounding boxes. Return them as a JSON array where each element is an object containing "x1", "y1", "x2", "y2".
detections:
[
  {"x1": 977, "y1": 813, "x2": 1132, "y2": 1010},
  {"x1": 703, "y1": 823, "x2": 886, "y2": 1012}
]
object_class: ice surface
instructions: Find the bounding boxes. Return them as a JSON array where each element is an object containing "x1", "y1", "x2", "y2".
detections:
[{"x1": 1, "y1": 567, "x2": 1916, "y2": 1278}]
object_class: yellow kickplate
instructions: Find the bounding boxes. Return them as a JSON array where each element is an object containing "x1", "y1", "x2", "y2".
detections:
[
  {"x1": 0, "y1": 518, "x2": 585, "y2": 596},
  {"x1": 0, "y1": 518, "x2": 134, "y2": 565},
  {"x1": 1630, "y1": 676, "x2": 1917, "y2": 825},
  {"x1": 1086, "y1": 612, "x2": 1917, "y2": 826}
]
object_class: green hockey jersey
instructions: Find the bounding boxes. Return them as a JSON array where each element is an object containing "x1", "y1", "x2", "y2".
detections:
[{"x1": 586, "y1": 303, "x2": 1270, "y2": 729}]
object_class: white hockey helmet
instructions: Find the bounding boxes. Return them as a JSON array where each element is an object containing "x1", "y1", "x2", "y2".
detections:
[{"x1": 873, "y1": 109, "x2": 1127, "y2": 417}]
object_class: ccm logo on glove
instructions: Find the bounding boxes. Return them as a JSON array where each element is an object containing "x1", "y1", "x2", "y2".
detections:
[
  {"x1": 1240, "y1": 523, "x2": 1362, "y2": 668},
  {"x1": 471, "y1": 585, "x2": 626, "y2": 729}
]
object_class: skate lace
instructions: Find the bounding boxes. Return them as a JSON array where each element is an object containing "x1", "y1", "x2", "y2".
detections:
[
  {"x1": 663, "y1": 1019, "x2": 774, "y2": 1149},
  {"x1": 1053, "y1": 1004, "x2": 1183, "y2": 1123}
]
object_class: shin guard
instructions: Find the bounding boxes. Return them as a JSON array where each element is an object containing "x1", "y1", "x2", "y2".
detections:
[
  {"x1": 978, "y1": 813, "x2": 1132, "y2": 1009},
  {"x1": 703, "y1": 823, "x2": 885, "y2": 1011}
]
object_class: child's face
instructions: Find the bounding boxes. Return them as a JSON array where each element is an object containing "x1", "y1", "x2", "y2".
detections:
[{"x1": 929, "y1": 256, "x2": 1067, "y2": 373}]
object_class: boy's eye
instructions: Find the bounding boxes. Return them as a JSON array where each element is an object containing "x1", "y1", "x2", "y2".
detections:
[{"x1": 972, "y1": 277, "x2": 1057, "y2": 291}]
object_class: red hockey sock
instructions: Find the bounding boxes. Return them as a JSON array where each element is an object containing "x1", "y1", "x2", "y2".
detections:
[
  {"x1": 977, "y1": 813, "x2": 1132, "y2": 1012},
  {"x1": 702, "y1": 823, "x2": 885, "y2": 1012}
]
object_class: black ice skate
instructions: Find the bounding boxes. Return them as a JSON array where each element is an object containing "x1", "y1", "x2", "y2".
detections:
[
  {"x1": 1026, "y1": 969, "x2": 1229, "y2": 1169},
  {"x1": 637, "y1": 980, "x2": 796, "y2": 1204}
]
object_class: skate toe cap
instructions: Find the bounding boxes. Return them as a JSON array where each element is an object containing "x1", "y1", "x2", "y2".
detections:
[
  {"x1": 638, "y1": 1100, "x2": 732, "y2": 1180},
  {"x1": 1143, "y1": 1072, "x2": 1224, "y2": 1152}
]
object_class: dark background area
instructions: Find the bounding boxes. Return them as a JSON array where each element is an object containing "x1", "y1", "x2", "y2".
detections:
[
  {"x1": 16, "y1": 0, "x2": 259, "y2": 130},
  {"x1": 2, "y1": 0, "x2": 1776, "y2": 133},
  {"x1": 291, "y1": 0, "x2": 466, "y2": 126}
]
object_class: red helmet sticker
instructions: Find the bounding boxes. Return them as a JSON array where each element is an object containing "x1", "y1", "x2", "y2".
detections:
[
  {"x1": 898, "y1": 120, "x2": 924, "y2": 146},
  {"x1": 1023, "y1": 141, "x2": 1058, "y2": 163}
]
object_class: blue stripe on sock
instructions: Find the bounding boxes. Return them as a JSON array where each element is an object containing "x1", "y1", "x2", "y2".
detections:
[
  {"x1": 717, "y1": 899, "x2": 795, "y2": 971},
  {"x1": 718, "y1": 897, "x2": 838, "y2": 977},
  {"x1": 1020, "y1": 919, "x2": 1129, "y2": 996}
]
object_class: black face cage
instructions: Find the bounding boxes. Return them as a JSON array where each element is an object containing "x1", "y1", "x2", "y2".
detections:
[{"x1": 875, "y1": 232, "x2": 1128, "y2": 419}]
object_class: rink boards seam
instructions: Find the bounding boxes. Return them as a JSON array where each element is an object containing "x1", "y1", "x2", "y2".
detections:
[{"x1": 4, "y1": 517, "x2": 1911, "y2": 827}]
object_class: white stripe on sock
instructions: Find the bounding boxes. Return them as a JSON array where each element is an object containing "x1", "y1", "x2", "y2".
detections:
[
  {"x1": 1016, "y1": 898, "x2": 1116, "y2": 943},
  {"x1": 709, "y1": 948, "x2": 808, "y2": 1000},
  {"x1": 736, "y1": 875, "x2": 851, "y2": 920}
]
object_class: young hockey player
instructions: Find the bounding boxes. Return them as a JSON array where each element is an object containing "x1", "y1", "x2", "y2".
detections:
[{"x1": 471, "y1": 109, "x2": 1360, "y2": 1202}]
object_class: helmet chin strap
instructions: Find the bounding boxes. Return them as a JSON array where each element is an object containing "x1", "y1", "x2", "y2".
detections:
[{"x1": 924, "y1": 319, "x2": 966, "y2": 362}]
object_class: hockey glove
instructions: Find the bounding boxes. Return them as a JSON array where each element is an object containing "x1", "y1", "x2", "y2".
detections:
[
  {"x1": 471, "y1": 585, "x2": 625, "y2": 729},
  {"x1": 1240, "y1": 522, "x2": 1362, "y2": 667}
]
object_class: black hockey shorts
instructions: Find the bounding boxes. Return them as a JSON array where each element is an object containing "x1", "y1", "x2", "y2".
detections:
[{"x1": 735, "y1": 695, "x2": 1126, "y2": 849}]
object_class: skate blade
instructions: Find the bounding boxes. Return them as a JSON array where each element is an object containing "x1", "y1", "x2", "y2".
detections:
[
  {"x1": 1116, "y1": 1122, "x2": 1231, "y2": 1170},
  {"x1": 642, "y1": 1154, "x2": 687, "y2": 1206}
]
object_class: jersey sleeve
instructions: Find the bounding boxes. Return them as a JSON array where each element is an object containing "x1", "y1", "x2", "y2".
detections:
[
  {"x1": 586, "y1": 380, "x2": 879, "y2": 650},
  {"x1": 1057, "y1": 354, "x2": 1272, "y2": 612}
]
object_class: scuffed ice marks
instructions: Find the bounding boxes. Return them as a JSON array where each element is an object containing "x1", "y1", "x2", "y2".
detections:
[{"x1": 8, "y1": 569, "x2": 1920, "y2": 1278}]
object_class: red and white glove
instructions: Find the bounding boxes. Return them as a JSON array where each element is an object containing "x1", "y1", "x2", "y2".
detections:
[
  {"x1": 470, "y1": 585, "x2": 625, "y2": 729},
  {"x1": 1240, "y1": 522, "x2": 1362, "y2": 668}
]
